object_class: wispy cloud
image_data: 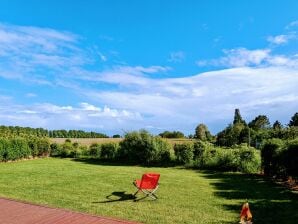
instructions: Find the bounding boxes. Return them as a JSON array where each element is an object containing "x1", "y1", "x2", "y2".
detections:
[
  {"x1": 0, "y1": 102, "x2": 142, "y2": 132},
  {"x1": 286, "y1": 20, "x2": 298, "y2": 29},
  {"x1": 0, "y1": 23, "x2": 89, "y2": 84},
  {"x1": 267, "y1": 34, "x2": 291, "y2": 45},
  {"x1": 81, "y1": 66, "x2": 298, "y2": 133},
  {"x1": 197, "y1": 48, "x2": 271, "y2": 67},
  {"x1": 72, "y1": 65, "x2": 171, "y2": 87},
  {"x1": 25, "y1": 93, "x2": 37, "y2": 98},
  {"x1": 98, "y1": 52, "x2": 107, "y2": 62},
  {"x1": 196, "y1": 47, "x2": 298, "y2": 69},
  {"x1": 168, "y1": 51, "x2": 185, "y2": 62}
]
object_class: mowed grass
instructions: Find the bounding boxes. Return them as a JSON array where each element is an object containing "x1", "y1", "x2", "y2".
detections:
[{"x1": 0, "y1": 158, "x2": 297, "y2": 224}]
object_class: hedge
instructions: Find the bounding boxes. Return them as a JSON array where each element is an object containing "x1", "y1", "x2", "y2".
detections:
[
  {"x1": 175, "y1": 142, "x2": 261, "y2": 173},
  {"x1": 261, "y1": 138, "x2": 298, "y2": 179}
]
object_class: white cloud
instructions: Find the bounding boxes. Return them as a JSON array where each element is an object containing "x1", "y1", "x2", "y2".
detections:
[
  {"x1": 197, "y1": 48, "x2": 271, "y2": 67},
  {"x1": 117, "y1": 65, "x2": 171, "y2": 74},
  {"x1": 0, "y1": 23, "x2": 87, "y2": 84},
  {"x1": 25, "y1": 93, "x2": 37, "y2": 98},
  {"x1": 267, "y1": 34, "x2": 296, "y2": 45},
  {"x1": 0, "y1": 94, "x2": 12, "y2": 101},
  {"x1": 168, "y1": 51, "x2": 185, "y2": 62},
  {"x1": 267, "y1": 35, "x2": 290, "y2": 45},
  {"x1": 19, "y1": 110, "x2": 38, "y2": 114},
  {"x1": 0, "y1": 102, "x2": 142, "y2": 132},
  {"x1": 81, "y1": 66, "x2": 298, "y2": 133},
  {"x1": 196, "y1": 47, "x2": 298, "y2": 69},
  {"x1": 80, "y1": 102, "x2": 101, "y2": 111},
  {"x1": 71, "y1": 65, "x2": 171, "y2": 87},
  {"x1": 0, "y1": 22, "x2": 297, "y2": 134},
  {"x1": 286, "y1": 20, "x2": 298, "y2": 29},
  {"x1": 0, "y1": 65, "x2": 297, "y2": 134},
  {"x1": 98, "y1": 52, "x2": 107, "y2": 62}
]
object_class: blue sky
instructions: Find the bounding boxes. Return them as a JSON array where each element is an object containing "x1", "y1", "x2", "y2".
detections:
[{"x1": 0, "y1": 0, "x2": 298, "y2": 135}]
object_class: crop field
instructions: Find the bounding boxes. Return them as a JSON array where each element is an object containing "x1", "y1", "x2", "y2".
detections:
[
  {"x1": 50, "y1": 138, "x2": 195, "y2": 146},
  {"x1": 50, "y1": 138, "x2": 123, "y2": 146}
]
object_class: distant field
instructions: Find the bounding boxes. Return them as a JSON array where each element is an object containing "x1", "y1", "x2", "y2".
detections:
[
  {"x1": 164, "y1": 138, "x2": 197, "y2": 145},
  {"x1": 50, "y1": 138, "x2": 123, "y2": 146},
  {"x1": 50, "y1": 138, "x2": 196, "y2": 146}
]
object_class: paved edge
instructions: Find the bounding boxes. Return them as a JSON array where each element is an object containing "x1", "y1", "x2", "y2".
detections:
[{"x1": 0, "y1": 196, "x2": 141, "y2": 224}]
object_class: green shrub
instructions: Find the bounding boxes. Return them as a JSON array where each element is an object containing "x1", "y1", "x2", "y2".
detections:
[
  {"x1": 238, "y1": 146, "x2": 261, "y2": 173},
  {"x1": 69, "y1": 148, "x2": 82, "y2": 158},
  {"x1": 79, "y1": 145, "x2": 89, "y2": 157},
  {"x1": 193, "y1": 141, "x2": 213, "y2": 166},
  {"x1": 28, "y1": 138, "x2": 50, "y2": 157},
  {"x1": 65, "y1": 138, "x2": 72, "y2": 143},
  {"x1": 89, "y1": 143, "x2": 101, "y2": 158},
  {"x1": 261, "y1": 138, "x2": 286, "y2": 177},
  {"x1": 72, "y1": 142, "x2": 79, "y2": 148},
  {"x1": 174, "y1": 143, "x2": 194, "y2": 165},
  {"x1": 192, "y1": 143, "x2": 261, "y2": 173},
  {"x1": 0, "y1": 138, "x2": 9, "y2": 161},
  {"x1": 153, "y1": 137, "x2": 172, "y2": 165},
  {"x1": 60, "y1": 142, "x2": 74, "y2": 157},
  {"x1": 100, "y1": 143, "x2": 119, "y2": 160},
  {"x1": 119, "y1": 130, "x2": 171, "y2": 165},
  {"x1": 28, "y1": 138, "x2": 38, "y2": 157},
  {"x1": 50, "y1": 143, "x2": 62, "y2": 156},
  {"x1": 283, "y1": 139, "x2": 298, "y2": 178},
  {"x1": 6, "y1": 138, "x2": 30, "y2": 161},
  {"x1": 36, "y1": 138, "x2": 50, "y2": 156},
  {"x1": 215, "y1": 148, "x2": 239, "y2": 171}
]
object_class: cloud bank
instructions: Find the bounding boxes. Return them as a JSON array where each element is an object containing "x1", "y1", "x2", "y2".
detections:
[{"x1": 0, "y1": 22, "x2": 297, "y2": 135}]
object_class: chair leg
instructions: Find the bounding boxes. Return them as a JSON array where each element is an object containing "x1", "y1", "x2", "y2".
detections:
[
  {"x1": 133, "y1": 190, "x2": 140, "y2": 196},
  {"x1": 133, "y1": 184, "x2": 159, "y2": 200},
  {"x1": 141, "y1": 189, "x2": 158, "y2": 200}
]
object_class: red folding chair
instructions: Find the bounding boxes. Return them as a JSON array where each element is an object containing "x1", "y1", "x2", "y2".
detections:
[{"x1": 133, "y1": 173, "x2": 160, "y2": 200}]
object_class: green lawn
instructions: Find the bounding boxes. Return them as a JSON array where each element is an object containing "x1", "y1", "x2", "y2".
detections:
[{"x1": 0, "y1": 158, "x2": 297, "y2": 224}]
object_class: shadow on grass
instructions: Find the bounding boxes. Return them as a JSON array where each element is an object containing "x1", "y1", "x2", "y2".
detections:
[
  {"x1": 92, "y1": 191, "x2": 155, "y2": 203},
  {"x1": 200, "y1": 170, "x2": 298, "y2": 224},
  {"x1": 71, "y1": 158, "x2": 175, "y2": 168},
  {"x1": 93, "y1": 191, "x2": 136, "y2": 203}
]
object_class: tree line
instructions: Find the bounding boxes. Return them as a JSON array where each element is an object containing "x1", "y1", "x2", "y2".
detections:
[
  {"x1": 194, "y1": 109, "x2": 298, "y2": 147},
  {"x1": 0, "y1": 125, "x2": 109, "y2": 138}
]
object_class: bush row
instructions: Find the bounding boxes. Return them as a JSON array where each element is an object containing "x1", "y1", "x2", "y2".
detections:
[
  {"x1": 50, "y1": 140, "x2": 120, "y2": 161},
  {"x1": 261, "y1": 138, "x2": 298, "y2": 179},
  {"x1": 0, "y1": 132, "x2": 263, "y2": 174},
  {"x1": 0, "y1": 137, "x2": 50, "y2": 161},
  {"x1": 174, "y1": 141, "x2": 261, "y2": 173},
  {"x1": 52, "y1": 131, "x2": 172, "y2": 166}
]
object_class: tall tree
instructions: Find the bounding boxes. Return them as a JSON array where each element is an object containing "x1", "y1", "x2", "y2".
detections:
[
  {"x1": 273, "y1": 120, "x2": 283, "y2": 130},
  {"x1": 288, "y1": 112, "x2": 298, "y2": 127},
  {"x1": 248, "y1": 115, "x2": 270, "y2": 130},
  {"x1": 233, "y1": 109, "x2": 246, "y2": 125},
  {"x1": 195, "y1": 124, "x2": 212, "y2": 141}
]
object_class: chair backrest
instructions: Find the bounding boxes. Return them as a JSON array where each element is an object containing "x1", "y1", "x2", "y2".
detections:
[{"x1": 140, "y1": 173, "x2": 160, "y2": 189}]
